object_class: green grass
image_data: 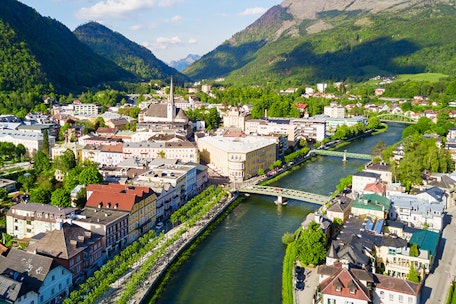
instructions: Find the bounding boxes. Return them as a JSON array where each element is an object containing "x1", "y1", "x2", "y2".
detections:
[{"x1": 395, "y1": 73, "x2": 449, "y2": 82}]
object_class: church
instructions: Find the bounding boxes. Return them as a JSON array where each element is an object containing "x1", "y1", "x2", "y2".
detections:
[{"x1": 137, "y1": 78, "x2": 191, "y2": 137}]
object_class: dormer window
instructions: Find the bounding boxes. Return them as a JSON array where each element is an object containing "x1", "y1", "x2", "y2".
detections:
[{"x1": 336, "y1": 286, "x2": 341, "y2": 292}]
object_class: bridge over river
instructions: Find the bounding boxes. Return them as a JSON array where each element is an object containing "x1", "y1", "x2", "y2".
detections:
[
  {"x1": 238, "y1": 185, "x2": 331, "y2": 205},
  {"x1": 312, "y1": 149, "x2": 372, "y2": 161}
]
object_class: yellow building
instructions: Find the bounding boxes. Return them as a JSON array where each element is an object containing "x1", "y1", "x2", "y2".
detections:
[
  {"x1": 86, "y1": 184, "x2": 157, "y2": 244},
  {"x1": 198, "y1": 134, "x2": 277, "y2": 182}
]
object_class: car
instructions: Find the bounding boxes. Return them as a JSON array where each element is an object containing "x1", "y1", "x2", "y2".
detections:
[
  {"x1": 297, "y1": 272, "x2": 305, "y2": 282},
  {"x1": 296, "y1": 281, "x2": 304, "y2": 291},
  {"x1": 155, "y1": 221, "x2": 164, "y2": 230}
]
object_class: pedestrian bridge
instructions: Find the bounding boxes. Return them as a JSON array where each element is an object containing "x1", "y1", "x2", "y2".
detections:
[
  {"x1": 312, "y1": 149, "x2": 372, "y2": 161},
  {"x1": 377, "y1": 113, "x2": 417, "y2": 124},
  {"x1": 238, "y1": 185, "x2": 330, "y2": 205}
]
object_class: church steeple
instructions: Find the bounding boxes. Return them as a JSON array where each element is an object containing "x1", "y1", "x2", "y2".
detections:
[{"x1": 167, "y1": 77, "x2": 175, "y2": 122}]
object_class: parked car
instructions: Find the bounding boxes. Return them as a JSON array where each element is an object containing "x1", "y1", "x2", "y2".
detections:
[
  {"x1": 155, "y1": 221, "x2": 164, "y2": 230},
  {"x1": 296, "y1": 281, "x2": 304, "y2": 291}
]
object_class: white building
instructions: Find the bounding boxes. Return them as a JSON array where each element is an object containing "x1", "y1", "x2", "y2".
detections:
[
  {"x1": 0, "y1": 249, "x2": 73, "y2": 304},
  {"x1": 123, "y1": 141, "x2": 198, "y2": 163},
  {"x1": 324, "y1": 103, "x2": 345, "y2": 118},
  {"x1": 389, "y1": 192, "x2": 445, "y2": 231},
  {"x1": 291, "y1": 118, "x2": 327, "y2": 142},
  {"x1": 352, "y1": 171, "x2": 381, "y2": 197},
  {"x1": 197, "y1": 135, "x2": 277, "y2": 182},
  {"x1": 0, "y1": 129, "x2": 55, "y2": 157},
  {"x1": 6, "y1": 202, "x2": 77, "y2": 239},
  {"x1": 74, "y1": 103, "x2": 99, "y2": 116}
]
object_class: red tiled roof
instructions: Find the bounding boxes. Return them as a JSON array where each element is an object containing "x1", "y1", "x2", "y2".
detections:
[
  {"x1": 101, "y1": 144, "x2": 123, "y2": 153},
  {"x1": 86, "y1": 184, "x2": 155, "y2": 212},
  {"x1": 364, "y1": 182, "x2": 386, "y2": 194},
  {"x1": 320, "y1": 267, "x2": 371, "y2": 301}
]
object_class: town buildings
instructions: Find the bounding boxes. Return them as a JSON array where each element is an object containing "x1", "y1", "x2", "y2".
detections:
[
  {"x1": 0, "y1": 249, "x2": 73, "y2": 304},
  {"x1": 6, "y1": 203, "x2": 77, "y2": 239},
  {"x1": 197, "y1": 134, "x2": 277, "y2": 182},
  {"x1": 85, "y1": 184, "x2": 157, "y2": 244}
]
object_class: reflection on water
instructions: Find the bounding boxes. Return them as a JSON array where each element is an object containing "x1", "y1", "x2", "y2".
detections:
[{"x1": 155, "y1": 124, "x2": 405, "y2": 304}]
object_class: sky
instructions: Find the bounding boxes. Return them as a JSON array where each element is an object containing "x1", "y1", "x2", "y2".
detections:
[{"x1": 19, "y1": 0, "x2": 281, "y2": 64}]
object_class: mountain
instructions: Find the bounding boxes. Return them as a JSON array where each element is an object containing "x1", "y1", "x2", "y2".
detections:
[
  {"x1": 169, "y1": 54, "x2": 201, "y2": 72},
  {"x1": 0, "y1": 0, "x2": 133, "y2": 94},
  {"x1": 74, "y1": 22, "x2": 189, "y2": 83},
  {"x1": 184, "y1": 0, "x2": 456, "y2": 85}
]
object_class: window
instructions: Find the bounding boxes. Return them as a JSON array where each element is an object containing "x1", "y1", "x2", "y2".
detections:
[
  {"x1": 408, "y1": 297, "x2": 413, "y2": 303},
  {"x1": 399, "y1": 295, "x2": 403, "y2": 303},
  {"x1": 389, "y1": 294, "x2": 394, "y2": 301},
  {"x1": 336, "y1": 286, "x2": 341, "y2": 292},
  {"x1": 380, "y1": 291, "x2": 385, "y2": 299},
  {"x1": 52, "y1": 275, "x2": 55, "y2": 281}
]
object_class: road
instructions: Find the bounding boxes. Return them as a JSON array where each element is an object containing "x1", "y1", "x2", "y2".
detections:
[{"x1": 421, "y1": 205, "x2": 456, "y2": 304}]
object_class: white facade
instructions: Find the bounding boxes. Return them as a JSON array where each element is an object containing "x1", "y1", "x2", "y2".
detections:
[
  {"x1": 0, "y1": 130, "x2": 55, "y2": 157},
  {"x1": 6, "y1": 203, "x2": 76, "y2": 239},
  {"x1": 374, "y1": 287, "x2": 419, "y2": 304},
  {"x1": 291, "y1": 118, "x2": 326, "y2": 142},
  {"x1": 74, "y1": 103, "x2": 99, "y2": 116},
  {"x1": 352, "y1": 172, "x2": 381, "y2": 197},
  {"x1": 324, "y1": 104, "x2": 345, "y2": 118},
  {"x1": 389, "y1": 193, "x2": 444, "y2": 231}
]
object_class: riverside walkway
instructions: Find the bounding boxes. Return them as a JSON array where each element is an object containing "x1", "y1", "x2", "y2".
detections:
[{"x1": 238, "y1": 185, "x2": 330, "y2": 205}]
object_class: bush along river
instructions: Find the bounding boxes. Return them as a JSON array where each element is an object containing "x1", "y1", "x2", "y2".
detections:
[{"x1": 153, "y1": 123, "x2": 405, "y2": 304}]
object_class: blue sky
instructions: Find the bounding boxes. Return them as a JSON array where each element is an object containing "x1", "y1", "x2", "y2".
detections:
[{"x1": 19, "y1": 0, "x2": 281, "y2": 63}]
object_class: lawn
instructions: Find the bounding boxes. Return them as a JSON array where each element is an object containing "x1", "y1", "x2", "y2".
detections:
[{"x1": 395, "y1": 73, "x2": 449, "y2": 82}]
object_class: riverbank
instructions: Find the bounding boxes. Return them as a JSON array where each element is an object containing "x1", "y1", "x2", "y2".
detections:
[{"x1": 99, "y1": 191, "x2": 240, "y2": 304}]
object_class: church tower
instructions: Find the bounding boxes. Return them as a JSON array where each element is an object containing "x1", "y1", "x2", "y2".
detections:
[{"x1": 167, "y1": 77, "x2": 175, "y2": 122}]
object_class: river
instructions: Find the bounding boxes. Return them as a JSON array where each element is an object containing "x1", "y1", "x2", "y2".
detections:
[{"x1": 154, "y1": 123, "x2": 405, "y2": 304}]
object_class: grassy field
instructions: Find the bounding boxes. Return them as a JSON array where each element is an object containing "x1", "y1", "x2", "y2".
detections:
[{"x1": 395, "y1": 73, "x2": 449, "y2": 82}]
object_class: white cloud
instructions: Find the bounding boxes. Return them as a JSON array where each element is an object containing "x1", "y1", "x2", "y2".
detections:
[
  {"x1": 129, "y1": 24, "x2": 143, "y2": 31},
  {"x1": 77, "y1": 0, "x2": 182, "y2": 19},
  {"x1": 143, "y1": 36, "x2": 182, "y2": 51},
  {"x1": 188, "y1": 38, "x2": 197, "y2": 44},
  {"x1": 238, "y1": 7, "x2": 267, "y2": 16},
  {"x1": 165, "y1": 15, "x2": 182, "y2": 25},
  {"x1": 129, "y1": 22, "x2": 157, "y2": 31}
]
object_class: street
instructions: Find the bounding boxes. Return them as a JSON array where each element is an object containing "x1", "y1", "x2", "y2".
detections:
[{"x1": 421, "y1": 205, "x2": 456, "y2": 304}]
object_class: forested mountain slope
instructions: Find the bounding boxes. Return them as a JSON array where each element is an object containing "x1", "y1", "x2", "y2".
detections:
[
  {"x1": 74, "y1": 22, "x2": 189, "y2": 84},
  {"x1": 184, "y1": 0, "x2": 456, "y2": 85}
]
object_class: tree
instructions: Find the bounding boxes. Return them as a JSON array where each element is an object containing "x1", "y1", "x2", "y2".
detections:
[
  {"x1": 0, "y1": 188, "x2": 8, "y2": 201},
  {"x1": 281, "y1": 232, "x2": 295, "y2": 245},
  {"x1": 407, "y1": 263, "x2": 420, "y2": 283},
  {"x1": 55, "y1": 149, "x2": 77, "y2": 172},
  {"x1": 409, "y1": 243, "x2": 419, "y2": 257},
  {"x1": 336, "y1": 175, "x2": 352, "y2": 193},
  {"x1": 30, "y1": 188, "x2": 51, "y2": 204},
  {"x1": 296, "y1": 221, "x2": 327, "y2": 266},
  {"x1": 17, "y1": 173, "x2": 35, "y2": 192},
  {"x1": 371, "y1": 140, "x2": 386, "y2": 158},
  {"x1": 79, "y1": 166, "x2": 103, "y2": 185},
  {"x1": 158, "y1": 151, "x2": 166, "y2": 159},
  {"x1": 15, "y1": 144, "x2": 26, "y2": 161},
  {"x1": 34, "y1": 151, "x2": 51, "y2": 173},
  {"x1": 258, "y1": 168, "x2": 265, "y2": 176},
  {"x1": 51, "y1": 188, "x2": 71, "y2": 207}
]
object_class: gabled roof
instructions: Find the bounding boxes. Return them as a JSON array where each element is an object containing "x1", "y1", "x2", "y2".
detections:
[
  {"x1": 0, "y1": 249, "x2": 56, "y2": 296},
  {"x1": 375, "y1": 274, "x2": 421, "y2": 296},
  {"x1": 364, "y1": 182, "x2": 386, "y2": 194},
  {"x1": 320, "y1": 267, "x2": 371, "y2": 301},
  {"x1": 86, "y1": 184, "x2": 156, "y2": 212},
  {"x1": 27, "y1": 223, "x2": 103, "y2": 260}
]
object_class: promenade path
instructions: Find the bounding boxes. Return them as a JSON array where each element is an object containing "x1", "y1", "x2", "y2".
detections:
[{"x1": 97, "y1": 192, "x2": 237, "y2": 304}]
